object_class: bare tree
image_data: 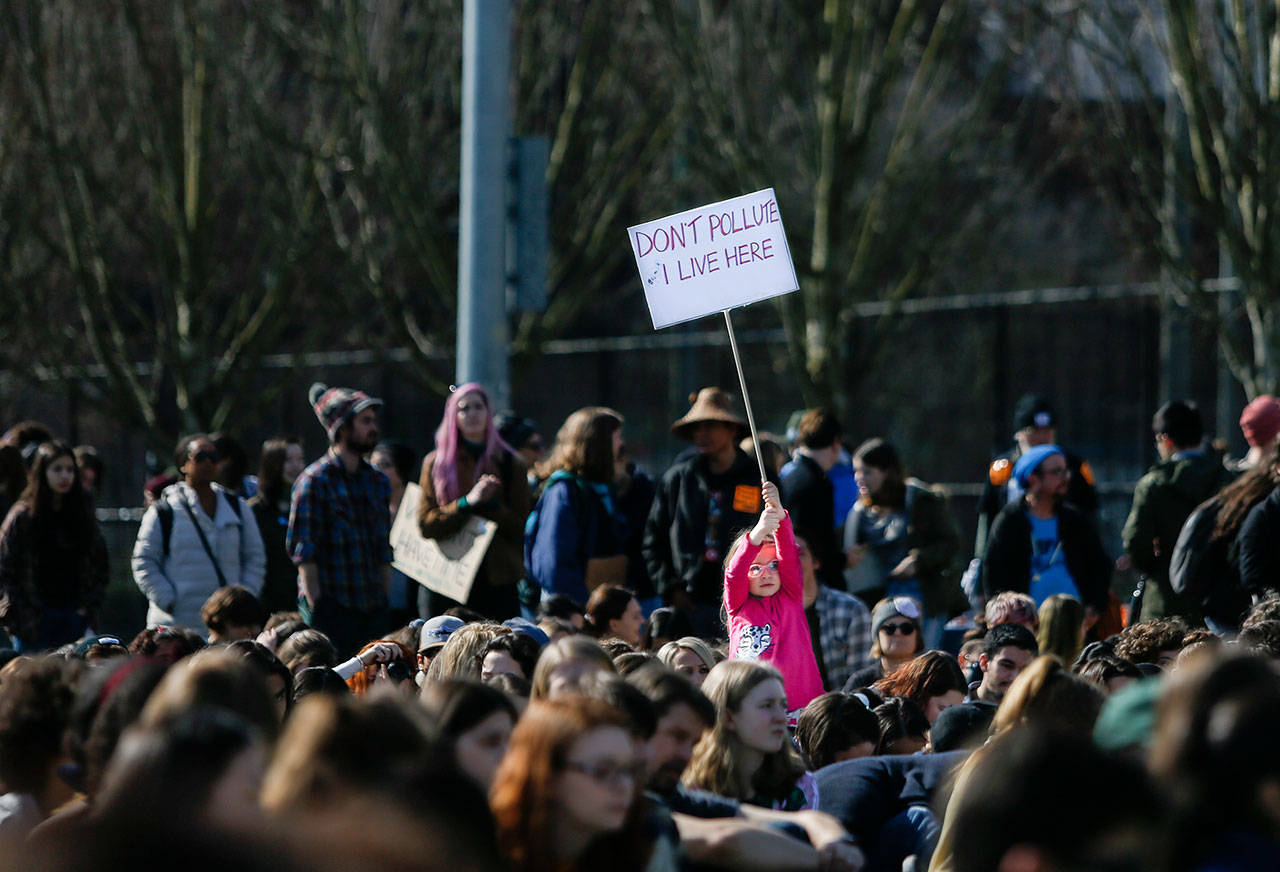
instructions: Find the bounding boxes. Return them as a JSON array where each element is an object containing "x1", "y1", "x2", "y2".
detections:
[
  {"x1": 647, "y1": 0, "x2": 1010, "y2": 413},
  {"x1": 0, "y1": 0, "x2": 341, "y2": 445},
  {"x1": 1040, "y1": 0, "x2": 1280, "y2": 398},
  {"x1": 259, "y1": 1, "x2": 682, "y2": 391}
]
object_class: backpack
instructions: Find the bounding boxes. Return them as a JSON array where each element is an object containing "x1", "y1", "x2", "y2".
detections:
[
  {"x1": 1168, "y1": 496, "x2": 1219, "y2": 602},
  {"x1": 155, "y1": 489, "x2": 243, "y2": 558},
  {"x1": 1169, "y1": 496, "x2": 1249, "y2": 626}
]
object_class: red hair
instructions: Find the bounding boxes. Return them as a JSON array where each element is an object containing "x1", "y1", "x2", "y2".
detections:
[
  {"x1": 874, "y1": 650, "x2": 967, "y2": 710},
  {"x1": 490, "y1": 699, "x2": 649, "y2": 872},
  {"x1": 344, "y1": 640, "x2": 414, "y2": 696}
]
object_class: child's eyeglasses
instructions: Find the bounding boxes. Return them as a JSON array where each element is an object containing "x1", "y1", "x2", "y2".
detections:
[
  {"x1": 880, "y1": 622, "x2": 917, "y2": 635},
  {"x1": 747, "y1": 560, "x2": 780, "y2": 578}
]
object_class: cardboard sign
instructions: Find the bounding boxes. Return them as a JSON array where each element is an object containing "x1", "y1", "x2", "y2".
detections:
[
  {"x1": 629, "y1": 188, "x2": 799, "y2": 328},
  {"x1": 390, "y1": 483, "x2": 497, "y2": 604}
]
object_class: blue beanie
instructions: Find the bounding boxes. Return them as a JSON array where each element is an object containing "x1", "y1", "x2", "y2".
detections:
[{"x1": 1012, "y1": 444, "x2": 1064, "y2": 487}]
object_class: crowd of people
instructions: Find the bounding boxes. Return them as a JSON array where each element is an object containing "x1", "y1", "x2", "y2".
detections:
[{"x1": 2, "y1": 383, "x2": 1280, "y2": 870}]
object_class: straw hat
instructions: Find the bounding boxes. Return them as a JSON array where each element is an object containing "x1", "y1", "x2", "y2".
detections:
[{"x1": 671, "y1": 387, "x2": 749, "y2": 440}]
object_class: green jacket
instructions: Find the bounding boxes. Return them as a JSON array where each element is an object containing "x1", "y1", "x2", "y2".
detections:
[{"x1": 1122, "y1": 452, "x2": 1234, "y2": 621}]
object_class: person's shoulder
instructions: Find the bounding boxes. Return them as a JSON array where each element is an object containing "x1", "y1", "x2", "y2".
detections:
[
  {"x1": 819, "y1": 583, "x2": 869, "y2": 611},
  {"x1": 1064, "y1": 451, "x2": 1097, "y2": 487},
  {"x1": 992, "y1": 499, "x2": 1027, "y2": 525},
  {"x1": 658, "y1": 453, "x2": 702, "y2": 486},
  {"x1": 1057, "y1": 501, "x2": 1094, "y2": 527},
  {"x1": 294, "y1": 456, "x2": 335, "y2": 490}
]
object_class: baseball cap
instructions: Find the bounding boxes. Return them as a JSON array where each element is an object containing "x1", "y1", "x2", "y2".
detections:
[{"x1": 418, "y1": 616, "x2": 464, "y2": 653}]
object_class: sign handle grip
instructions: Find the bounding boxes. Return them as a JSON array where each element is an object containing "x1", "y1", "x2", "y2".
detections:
[{"x1": 723, "y1": 309, "x2": 769, "y2": 485}]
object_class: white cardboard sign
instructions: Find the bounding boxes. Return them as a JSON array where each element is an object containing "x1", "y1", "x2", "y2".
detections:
[
  {"x1": 390, "y1": 483, "x2": 497, "y2": 604},
  {"x1": 629, "y1": 188, "x2": 799, "y2": 328}
]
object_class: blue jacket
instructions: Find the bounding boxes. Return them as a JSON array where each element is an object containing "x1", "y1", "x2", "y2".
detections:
[{"x1": 525, "y1": 473, "x2": 625, "y2": 604}]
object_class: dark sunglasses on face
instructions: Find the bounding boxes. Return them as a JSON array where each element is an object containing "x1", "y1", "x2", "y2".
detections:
[
  {"x1": 191, "y1": 450, "x2": 221, "y2": 464},
  {"x1": 880, "y1": 622, "x2": 917, "y2": 635}
]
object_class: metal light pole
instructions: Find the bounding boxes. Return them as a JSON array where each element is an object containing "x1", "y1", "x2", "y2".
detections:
[{"x1": 456, "y1": 0, "x2": 511, "y2": 408}]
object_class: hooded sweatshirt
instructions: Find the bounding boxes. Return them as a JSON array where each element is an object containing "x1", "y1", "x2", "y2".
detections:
[{"x1": 724, "y1": 514, "x2": 824, "y2": 711}]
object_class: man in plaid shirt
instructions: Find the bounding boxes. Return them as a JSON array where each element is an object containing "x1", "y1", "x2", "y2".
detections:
[
  {"x1": 796, "y1": 529, "x2": 873, "y2": 690},
  {"x1": 288, "y1": 382, "x2": 392, "y2": 657}
]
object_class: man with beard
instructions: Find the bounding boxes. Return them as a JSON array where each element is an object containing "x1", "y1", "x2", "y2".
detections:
[
  {"x1": 982, "y1": 445, "x2": 1111, "y2": 617},
  {"x1": 288, "y1": 382, "x2": 392, "y2": 656}
]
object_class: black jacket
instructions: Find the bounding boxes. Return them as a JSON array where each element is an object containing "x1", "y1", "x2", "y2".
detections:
[
  {"x1": 780, "y1": 453, "x2": 842, "y2": 589},
  {"x1": 814, "y1": 751, "x2": 968, "y2": 868},
  {"x1": 642, "y1": 449, "x2": 766, "y2": 605},
  {"x1": 975, "y1": 447, "x2": 1098, "y2": 556},
  {"x1": 981, "y1": 500, "x2": 1111, "y2": 611},
  {"x1": 1238, "y1": 488, "x2": 1280, "y2": 598}
]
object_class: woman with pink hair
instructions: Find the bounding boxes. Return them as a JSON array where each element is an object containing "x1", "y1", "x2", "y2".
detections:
[{"x1": 416, "y1": 383, "x2": 532, "y2": 619}]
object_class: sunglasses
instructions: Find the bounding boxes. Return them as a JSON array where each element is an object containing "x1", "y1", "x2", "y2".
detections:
[
  {"x1": 747, "y1": 559, "x2": 780, "y2": 578},
  {"x1": 880, "y1": 622, "x2": 917, "y2": 635},
  {"x1": 191, "y1": 449, "x2": 221, "y2": 464}
]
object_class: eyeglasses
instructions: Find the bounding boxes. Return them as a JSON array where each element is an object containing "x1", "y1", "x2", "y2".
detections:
[
  {"x1": 563, "y1": 759, "x2": 644, "y2": 788},
  {"x1": 456, "y1": 402, "x2": 486, "y2": 414},
  {"x1": 746, "y1": 560, "x2": 780, "y2": 578},
  {"x1": 191, "y1": 450, "x2": 221, "y2": 464},
  {"x1": 880, "y1": 622, "x2": 917, "y2": 635}
]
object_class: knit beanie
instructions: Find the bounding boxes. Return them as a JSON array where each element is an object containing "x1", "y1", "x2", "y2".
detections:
[
  {"x1": 309, "y1": 382, "x2": 382, "y2": 443},
  {"x1": 1240, "y1": 395, "x2": 1280, "y2": 448},
  {"x1": 1012, "y1": 444, "x2": 1064, "y2": 488},
  {"x1": 871, "y1": 596, "x2": 922, "y2": 637}
]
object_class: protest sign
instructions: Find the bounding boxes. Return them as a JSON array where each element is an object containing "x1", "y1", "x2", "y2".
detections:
[
  {"x1": 390, "y1": 483, "x2": 497, "y2": 604},
  {"x1": 628, "y1": 188, "x2": 799, "y2": 329}
]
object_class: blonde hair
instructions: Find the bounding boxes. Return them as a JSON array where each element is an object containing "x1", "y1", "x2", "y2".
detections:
[
  {"x1": 1036, "y1": 594, "x2": 1085, "y2": 665},
  {"x1": 657, "y1": 637, "x2": 716, "y2": 672},
  {"x1": 424, "y1": 622, "x2": 506, "y2": 684},
  {"x1": 528, "y1": 634, "x2": 616, "y2": 699},
  {"x1": 683, "y1": 661, "x2": 804, "y2": 801}
]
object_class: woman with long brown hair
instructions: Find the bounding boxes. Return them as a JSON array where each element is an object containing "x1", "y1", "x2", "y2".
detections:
[
  {"x1": 490, "y1": 698, "x2": 649, "y2": 872},
  {"x1": 0, "y1": 441, "x2": 108, "y2": 651},
  {"x1": 525, "y1": 407, "x2": 628, "y2": 607},
  {"x1": 683, "y1": 660, "x2": 812, "y2": 810},
  {"x1": 842, "y1": 438, "x2": 962, "y2": 648}
]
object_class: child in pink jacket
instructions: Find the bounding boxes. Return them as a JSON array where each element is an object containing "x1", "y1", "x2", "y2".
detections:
[{"x1": 725, "y1": 481, "x2": 824, "y2": 711}]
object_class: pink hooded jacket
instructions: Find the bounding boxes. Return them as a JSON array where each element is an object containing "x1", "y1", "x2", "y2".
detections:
[{"x1": 724, "y1": 514, "x2": 824, "y2": 710}]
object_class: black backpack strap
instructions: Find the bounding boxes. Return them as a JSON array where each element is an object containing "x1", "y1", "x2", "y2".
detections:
[
  {"x1": 157, "y1": 502, "x2": 174, "y2": 559},
  {"x1": 179, "y1": 499, "x2": 230, "y2": 588}
]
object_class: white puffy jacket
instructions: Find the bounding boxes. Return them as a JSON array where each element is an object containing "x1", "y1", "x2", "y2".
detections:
[{"x1": 132, "y1": 482, "x2": 266, "y2": 631}]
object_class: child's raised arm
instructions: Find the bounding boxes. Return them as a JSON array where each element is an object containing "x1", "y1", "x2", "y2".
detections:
[{"x1": 748, "y1": 481, "x2": 783, "y2": 546}]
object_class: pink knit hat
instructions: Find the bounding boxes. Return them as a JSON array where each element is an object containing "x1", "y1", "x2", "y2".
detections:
[{"x1": 1240, "y1": 395, "x2": 1280, "y2": 448}]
